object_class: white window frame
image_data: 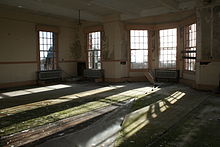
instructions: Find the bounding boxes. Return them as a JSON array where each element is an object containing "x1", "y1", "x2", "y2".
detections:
[
  {"x1": 130, "y1": 30, "x2": 149, "y2": 70},
  {"x1": 183, "y1": 23, "x2": 196, "y2": 71},
  {"x1": 159, "y1": 28, "x2": 177, "y2": 69},
  {"x1": 87, "y1": 31, "x2": 101, "y2": 70}
]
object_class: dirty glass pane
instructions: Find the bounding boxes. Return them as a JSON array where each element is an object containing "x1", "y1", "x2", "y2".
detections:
[
  {"x1": 130, "y1": 30, "x2": 148, "y2": 69},
  {"x1": 159, "y1": 28, "x2": 177, "y2": 68},
  {"x1": 39, "y1": 31, "x2": 56, "y2": 71},
  {"x1": 88, "y1": 31, "x2": 101, "y2": 69},
  {"x1": 184, "y1": 23, "x2": 196, "y2": 71}
]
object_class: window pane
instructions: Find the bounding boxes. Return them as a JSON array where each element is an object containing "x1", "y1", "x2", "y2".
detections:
[
  {"x1": 159, "y1": 28, "x2": 177, "y2": 68},
  {"x1": 130, "y1": 30, "x2": 148, "y2": 69},
  {"x1": 131, "y1": 50, "x2": 148, "y2": 65},
  {"x1": 88, "y1": 31, "x2": 101, "y2": 69},
  {"x1": 39, "y1": 31, "x2": 56, "y2": 71},
  {"x1": 184, "y1": 23, "x2": 196, "y2": 71},
  {"x1": 130, "y1": 30, "x2": 148, "y2": 49}
]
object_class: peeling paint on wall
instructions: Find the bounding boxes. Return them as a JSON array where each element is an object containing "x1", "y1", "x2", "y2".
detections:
[
  {"x1": 102, "y1": 31, "x2": 115, "y2": 60},
  {"x1": 102, "y1": 32, "x2": 108, "y2": 60},
  {"x1": 70, "y1": 26, "x2": 82, "y2": 59},
  {"x1": 120, "y1": 25, "x2": 128, "y2": 60}
]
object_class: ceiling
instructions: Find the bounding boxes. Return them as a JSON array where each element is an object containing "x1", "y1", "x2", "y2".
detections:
[{"x1": 0, "y1": 0, "x2": 199, "y2": 22}]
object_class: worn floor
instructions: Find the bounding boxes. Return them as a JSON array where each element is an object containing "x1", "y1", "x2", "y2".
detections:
[{"x1": 0, "y1": 82, "x2": 219, "y2": 147}]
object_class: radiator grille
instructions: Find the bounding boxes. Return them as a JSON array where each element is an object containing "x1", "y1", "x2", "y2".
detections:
[
  {"x1": 84, "y1": 69, "x2": 104, "y2": 78},
  {"x1": 155, "y1": 69, "x2": 179, "y2": 82},
  {"x1": 38, "y1": 70, "x2": 62, "y2": 80}
]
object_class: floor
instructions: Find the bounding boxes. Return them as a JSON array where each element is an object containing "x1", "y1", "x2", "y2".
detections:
[{"x1": 0, "y1": 82, "x2": 219, "y2": 147}]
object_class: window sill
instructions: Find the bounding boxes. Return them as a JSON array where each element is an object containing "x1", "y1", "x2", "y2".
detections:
[
  {"x1": 157, "y1": 68, "x2": 177, "y2": 70},
  {"x1": 129, "y1": 69, "x2": 148, "y2": 72},
  {"x1": 183, "y1": 70, "x2": 196, "y2": 74}
]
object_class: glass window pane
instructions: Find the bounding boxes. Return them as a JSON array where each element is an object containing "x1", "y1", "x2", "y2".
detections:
[
  {"x1": 88, "y1": 31, "x2": 101, "y2": 69},
  {"x1": 130, "y1": 30, "x2": 148, "y2": 69},
  {"x1": 159, "y1": 28, "x2": 177, "y2": 68},
  {"x1": 39, "y1": 31, "x2": 56, "y2": 71},
  {"x1": 184, "y1": 23, "x2": 196, "y2": 71}
]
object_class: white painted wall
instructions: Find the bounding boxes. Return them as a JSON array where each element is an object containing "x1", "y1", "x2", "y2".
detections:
[
  {"x1": 1, "y1": 3, "x2": 220, "y2": 90},
  {"x1": 0, "y1": 5, "x2": 79, "y2": 86}
]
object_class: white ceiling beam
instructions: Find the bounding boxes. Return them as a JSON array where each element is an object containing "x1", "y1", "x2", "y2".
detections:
[{"x1": 158, "y1": 0, "x2": 179, "y2": 10}]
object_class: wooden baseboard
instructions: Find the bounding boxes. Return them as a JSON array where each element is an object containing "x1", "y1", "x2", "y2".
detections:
[
  {"x1": 180, "y1": 79, "x2": 196, "y2": 88},
  {"x1": 0, "y1": 80, "x2": 36, "y2": 89},
  {"x1": 196, "y1": 84, "x2": 218, "y2": 91},
  {"x1": 127, "y1": 76, "x2": 147, "y2": 82},
  {"x1": 104, "y1": 76, "x2": 147, "y2": 83},
  {"x1": 104, "y1": 78, "x2": 126, "y2": 83},
  {"x1": 180, "y1": 79, "x2": 218, "y2": 91}
]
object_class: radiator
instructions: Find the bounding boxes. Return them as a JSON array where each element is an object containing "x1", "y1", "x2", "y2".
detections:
[
  {"x1": 155, "y1": 69, "x2": 179, "y2": 82},
  {"x1": 37, "y1": 70, "x2": 62, "y2": 81},
  {"x1": 84, "y1": 69, "x2": 104, "y2": 78}
]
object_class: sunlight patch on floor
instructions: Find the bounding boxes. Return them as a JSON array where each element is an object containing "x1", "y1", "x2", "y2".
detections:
[
  {"x1": 117, "y1": 91, "x2": 186, "y2": 145},
  {"x1": 167, "y1": 91, "x2": 185, "y2": 104},
  {"x1": 125, "y1": 117, "x2": 150, "y2": 139},
  {"x1": 159, "y1": 101, "x2": 169, "y2": 112},
  {"x1": 0, "y1": 85, "x2": 152, "y2": 136},
  {"x1": 0, "y1": 86, "x2": 124, "y2": 117},
  {"x1": 1, "y1": 84, "x2": 72, "y2": 98},
  {"x1": 151, "y1": 105, "x2": 158, "y2": 118}
]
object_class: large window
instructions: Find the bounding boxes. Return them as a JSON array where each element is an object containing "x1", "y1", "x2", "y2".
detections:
[
  {"x1": 184, "y1": 23, "x2": 196, "y2": 71},
  {"x1": 38, "y1": 31, "x2": 57, "y2": 71},
  {"x1": 159, "y1": 28, "x2": 177, "y2": 69},
  {"x1": 88, "y1": 31, "x2": 101, "y2": 69},
  {"x1": 130, "y1": 30, "x2": 148, "y2": 69}
]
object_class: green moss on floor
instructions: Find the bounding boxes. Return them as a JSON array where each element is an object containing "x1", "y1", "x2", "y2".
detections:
[
  {"x1": 130, "y1": 93, "x2": 169, "y2": 112},
  {"x1": 0, "y1": 93, "x2": 146, "y2": 136},
  {"x1": 0, "y1": 101, "x2": 107, "y2": 136}
]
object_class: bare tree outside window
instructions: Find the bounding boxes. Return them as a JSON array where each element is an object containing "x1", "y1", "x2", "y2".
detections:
[{"x1": 39, "y1": 31, "x2": 57, "y2": 71}]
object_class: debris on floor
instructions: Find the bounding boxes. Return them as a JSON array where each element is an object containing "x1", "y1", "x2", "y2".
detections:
[{"x1": 0, "y1": 82, "x2": 219, "y2": 147}]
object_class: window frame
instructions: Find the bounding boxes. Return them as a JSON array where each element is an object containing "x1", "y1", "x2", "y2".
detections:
[
  {"x1": 86, "y1": 28, "x2": 102, "y2": 70},
  {"x1": 158, "y1": 27, "x2": 178, "y2": 69},
  {"x1": 127, "y1": 25, "x2": 153, "y2": 72},
  {"x1": 183, "y1": 23, "x2": 197, "y2": 72},
  {"x1": 36, "y1": 26, "x2": 59, "y2": 71}
]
